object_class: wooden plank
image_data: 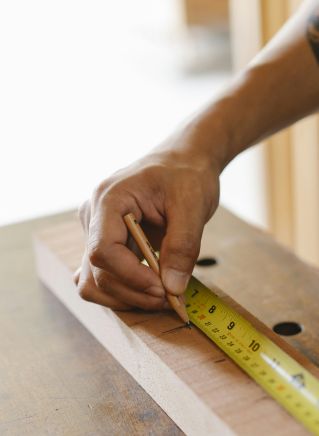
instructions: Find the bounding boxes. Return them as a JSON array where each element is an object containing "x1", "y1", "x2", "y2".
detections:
[
  {"x1": 33, "y1": 208, "x2": 319, "y2": 435},
  {"x1": 260, "y1": 0, "x2": 295, "y2": 247},
  {"x1": 0, "y1": 211, "x2": 183, "y2": 436},
  {"x1": 228, "y1": 0, "x2": 269, "y2": 230},
  {"x1": 195, "y1": 208, "x2": 319, "y2": 366},
  {"x1": 229, "y1": 0, "x2": 262, "y2": 70},
  {"x1": 291, "y1": 115, "x2": 319, "y2": 265},
  {"x1": 261, "y1": 0, "x2": 319, "y2": 262},
  {"x1": 266, "y1": 129, "x2": 294, "y2": 246},
  {"x1": 230, "y1": 0, "x2": 319, "y2": 263}
]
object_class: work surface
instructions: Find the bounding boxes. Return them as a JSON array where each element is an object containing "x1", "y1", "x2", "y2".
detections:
[{"x1": 1, "y1": 208, "x2": 319, "y2": 435}]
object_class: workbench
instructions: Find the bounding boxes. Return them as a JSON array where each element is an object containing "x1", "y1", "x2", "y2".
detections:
[{"x1": 1, "y1": 208, "x2": 318, "y2": 435}]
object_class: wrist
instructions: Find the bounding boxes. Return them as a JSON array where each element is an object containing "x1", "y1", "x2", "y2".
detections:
[
  {"x1": 151, "y1": 85, "x2": 248, "y2": 175},
  {"x1": 183, "y1": 104, "x2": 232, "y2": 173},
  {"x1": 183, "y1": 67, "x2": 266, "y2": 171}
]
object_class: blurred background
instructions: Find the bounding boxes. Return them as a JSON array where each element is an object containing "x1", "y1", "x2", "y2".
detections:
[{"x1": 1, "y1": 0, "x2": 318, "y2": 266}]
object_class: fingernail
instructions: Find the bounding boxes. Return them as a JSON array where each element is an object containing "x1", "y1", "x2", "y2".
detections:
[
  {"x1": 146, "y1": 286, "x2": 166, "y2": 297},
  {"x1": 162, "y1": 269, "x2": 190, "y2": 295}
]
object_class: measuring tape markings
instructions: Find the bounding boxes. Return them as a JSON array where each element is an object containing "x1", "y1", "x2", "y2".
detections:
[{"x1": 184, "y1": 276, "x2": 319, "y2": 435}]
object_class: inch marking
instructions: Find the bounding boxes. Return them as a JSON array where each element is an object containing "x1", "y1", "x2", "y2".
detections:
[{"x1": 185, "y1": 276, "x2": 319, "y2": 435}]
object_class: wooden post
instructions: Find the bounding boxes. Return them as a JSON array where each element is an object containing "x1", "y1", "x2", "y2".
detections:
[{"x1": 230, "y1": 0, "x2": 319, "y2": 265}]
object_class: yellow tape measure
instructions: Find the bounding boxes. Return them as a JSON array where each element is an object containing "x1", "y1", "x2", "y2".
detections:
[{"x1": 184, "y1": 276, "x2": 319, "y2": 435}]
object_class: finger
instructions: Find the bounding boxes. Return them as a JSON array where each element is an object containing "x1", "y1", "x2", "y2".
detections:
[
  {"x1": 160, "y1": 201, "x2": 205, "y2": 296},
  {"x1": 87, "y1": 197, "x2": 165, "y2": 293},
  {"x1": 92, "y1": 266, "x2": 167, "y2": 311},
  {"x1": 162, "y1": 301, "x2": 171, "y2": 310},
  {"x1": 77, "y1": 251, "x2": 132, "y2": 310},
  {"x1": 93, "y1": 266, "x2": 165, "y2": 298}
]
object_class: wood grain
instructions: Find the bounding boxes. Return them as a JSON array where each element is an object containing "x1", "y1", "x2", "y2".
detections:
[
  {"x1": 0, "y1": 212, "x2": 182, "y2": 436},
  {"x1": 33, "y1": 208, "x2": 319, "y2": 435}
]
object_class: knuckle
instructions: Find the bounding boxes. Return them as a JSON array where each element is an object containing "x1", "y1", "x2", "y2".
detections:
[
  {"x1": 88, "y1": 244, "x2": 101, "y2": 266},
  {"x1": 140, "y1": 163, "x2": 164, "y2": 178},
  {"x1": 93, "y1": 177, "x2": 121, "y2": 204},
  {"x1": 93, "y1": 179, "x2": 109, "y2": 199},
  {"x1": 88, "y1": 242, "x2": 110, "y2": 268},
  {"x1": 78, "y1": 284, "x2": 92, "y2": 302},
  {"x1": 170, "y1": 235, "x2": 199, "y2": 258},
  {"x1": 100, "y1": 185, "x2": 132, "y2": 211}
]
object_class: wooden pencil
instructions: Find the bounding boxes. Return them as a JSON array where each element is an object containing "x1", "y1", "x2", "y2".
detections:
[{"x1": 124, "y1": 213, "x2": 190, "y2": 325}]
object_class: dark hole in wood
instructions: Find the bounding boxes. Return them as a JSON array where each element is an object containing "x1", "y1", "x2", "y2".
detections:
[
  {"x1": 273, "y1": 321, "x2": 302, "y2": 336},
  {"x1": 196, "y1": 257, "x2": 218, "y2": 267}
]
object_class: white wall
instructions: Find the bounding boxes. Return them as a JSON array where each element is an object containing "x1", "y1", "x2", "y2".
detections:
[{"x1": 0, "y1": 0, "x2": 267, "y2": 229}]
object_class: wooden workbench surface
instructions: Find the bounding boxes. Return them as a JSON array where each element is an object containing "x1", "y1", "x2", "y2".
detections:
[{"x1": 1, "y1": 208, "x2": 318, "y2": 435}]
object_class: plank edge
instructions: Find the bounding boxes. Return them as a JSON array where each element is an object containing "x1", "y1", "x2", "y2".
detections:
[{"x1": 33, "y1": 236, "x2": 235, "y2": 436}]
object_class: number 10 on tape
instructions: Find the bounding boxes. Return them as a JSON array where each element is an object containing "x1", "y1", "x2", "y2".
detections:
[{"x1": 185, "y1": 277, "x2": 319, "y2": 435}]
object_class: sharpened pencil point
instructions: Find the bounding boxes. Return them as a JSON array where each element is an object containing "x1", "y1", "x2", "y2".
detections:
[{"x1": 186, "y1": 321, "x2": 192, "y2": 329}]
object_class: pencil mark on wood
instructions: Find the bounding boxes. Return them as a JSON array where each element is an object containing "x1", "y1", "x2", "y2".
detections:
[
  {"x1": 160, "y1": 324, "x2": 191, "y2": 334},
  {"x1": 32, "y1": 212, "x2": 319, "y2": 435}
]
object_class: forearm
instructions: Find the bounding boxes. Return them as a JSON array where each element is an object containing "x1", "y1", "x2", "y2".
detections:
[
  {"x1": 172, "y1": 0, "x2": 319, "y2": 172},
  {"x1": 76, "y1": 3, "x2": 319, "y2": 311}
]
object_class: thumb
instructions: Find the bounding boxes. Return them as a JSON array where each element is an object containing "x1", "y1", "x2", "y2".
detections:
[{"x1": 160, "y1": 207, "x2": 204, "y2": 296}]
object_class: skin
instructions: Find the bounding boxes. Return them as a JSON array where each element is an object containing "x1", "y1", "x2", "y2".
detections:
[{"x1": 74, "y1": 0, "x2": 319, "y2": 312}]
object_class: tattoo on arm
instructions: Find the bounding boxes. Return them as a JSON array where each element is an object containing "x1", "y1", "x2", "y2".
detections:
[{"x1": 307, "y1": 8, "x2": 319, "y2": 64}]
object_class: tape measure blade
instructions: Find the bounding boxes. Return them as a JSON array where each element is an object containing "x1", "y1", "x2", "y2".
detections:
[{"x1": 185, "y1": 276, "x2": 319, "y2": 435}]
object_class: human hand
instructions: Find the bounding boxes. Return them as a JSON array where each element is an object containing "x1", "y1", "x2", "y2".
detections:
[{"x1": 74, "y1": 138, "x2": 221, "y2": 311}]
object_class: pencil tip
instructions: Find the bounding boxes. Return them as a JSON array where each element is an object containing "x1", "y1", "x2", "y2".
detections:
[{"x1": 186, "y1": 321, "x2": 192, "y2": 329}]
